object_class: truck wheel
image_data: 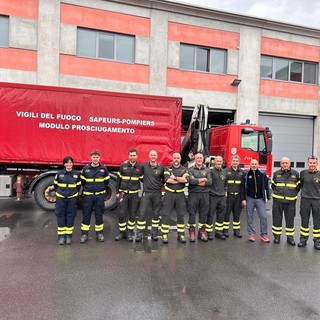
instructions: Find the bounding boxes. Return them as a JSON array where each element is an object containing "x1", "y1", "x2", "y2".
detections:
[
  {"x1": 105, "y1": 179, "x2": 117, "y2": 210},
  {"x1": 34, "y1": 176, "x2": 56, "y2": 211}
]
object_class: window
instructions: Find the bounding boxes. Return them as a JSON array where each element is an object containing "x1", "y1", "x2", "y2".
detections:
[
  {"x1": 241, "y1": 130, "x2": 266, "y2": 153},
  {"x1": 0, "y1": 15, "x2": 9, "y2": 47},
  {"x1": 77, "y1": 28, "x2": 135, "y2": 63},
  {"x1": 260, "y1": 55, "x2": 317, "y2": 84},
  {"x1": 180, "y1": 44, "x2": 227, "y2": 74}
]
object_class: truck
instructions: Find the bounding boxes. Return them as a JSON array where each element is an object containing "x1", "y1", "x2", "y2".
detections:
[{"x1": 0, "y1": 82, "x2": 273, "y2": 211}]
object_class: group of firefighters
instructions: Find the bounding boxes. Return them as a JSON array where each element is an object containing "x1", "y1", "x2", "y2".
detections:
[{"x1": 53, "y1": 149, "x2": 320, "y2": 250}]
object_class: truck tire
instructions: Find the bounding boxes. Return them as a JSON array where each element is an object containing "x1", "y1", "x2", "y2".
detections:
[
  {"x1": 34, "y1": 176, "x2": 56, "y2": 211},
  {"x1": 105, "y1": 178, "x2": 118, "y2": 210}
]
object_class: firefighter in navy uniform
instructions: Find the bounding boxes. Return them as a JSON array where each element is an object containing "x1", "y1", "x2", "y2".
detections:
[
  {"x1": 136, "y1": 150, "x2": 164, "y2": 242},
  {"x1": 54, "y1": 156, "x2": 81, "y2": 245},
  {"x1": 115, "y1": 149, "x2": 143, "y2": 242},
  {"x1": 272, "y1": 157, "x2": 300, "y2": 246},
  {"x1": 161, "y1": 152, "x2": 189, "y2": 244},
  {"x1": 80, "y1": 150, "x2": 110, "y2": 243},
  {"x1": 206, "y1": 156, "x2": 227, "y2": 240},
  {"x1": 187, "y1": 153, "x2": 212, "y2": 242},
  {"x1": 223, "y1": 154, "x2": 245, "y2": 238},
  {"x1": 298, "y1": 156, "x2": 320, "y2": 250}
]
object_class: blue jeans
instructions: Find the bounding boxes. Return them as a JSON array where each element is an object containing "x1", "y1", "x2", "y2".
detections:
[{"x1": 246, "y1": 196, "x2": 268, "y2": 235}]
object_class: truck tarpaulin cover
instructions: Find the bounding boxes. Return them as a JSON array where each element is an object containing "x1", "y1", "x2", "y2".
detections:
[{"x1": 0, "y1": 83, "x2": 182, "y2": 167}]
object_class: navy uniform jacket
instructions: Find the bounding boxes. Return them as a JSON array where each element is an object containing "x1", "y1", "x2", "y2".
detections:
[
  {"x1": 81, "y1": 163, "x2": 110, "y2": 195},
  {"x1": 54, "y1": 168, "x2": 81, "y2": 198}
]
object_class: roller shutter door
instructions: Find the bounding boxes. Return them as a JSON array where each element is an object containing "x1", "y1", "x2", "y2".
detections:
[{"x1": 259, "y1": 114, "x2": 314, "y2": 172}]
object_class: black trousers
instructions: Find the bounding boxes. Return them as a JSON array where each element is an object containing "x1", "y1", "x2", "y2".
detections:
[
  {"x1": 138, "y1": 191, "x2": 162, "y2": 222},
  {"x1": 82, "y1": 194, "x2": 105, "y2": 234},
  {"x1": 55, "y1": 197, "x2": 77, "y2": 236},
  {"x1": 161, "y1": 192, "x2": 186, "y2": 226},
  {"x1": 272, "y1": 199, "x2": 296, "y2": 236},
  {"x1": 187, "y1": 192, "x2": 209, "y2": 225},
  {"x1": 207, "y1": 195, "x2": 225, "y2": 225},
  {"x1": 300, "y1": 197, "x2": 320, "y2": 239},
  {"x1": 118, "y1": 193, "x2": 140, "y2": 232},
  {"x1": 224, "y1": 194, "x2": 242, "y2": 223}
]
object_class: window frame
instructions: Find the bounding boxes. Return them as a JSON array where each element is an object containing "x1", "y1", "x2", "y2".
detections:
[
  {"x1": 77, "y1": 27, "x2": 135, "y2": 64},
  {"x1": 0, "y1": 15, "x2": 9, "y2": 48},
  {"x1": 180, "y1": 43, "x2": 227, "y2": 74},
  {"x1": 260, "y1": 55, "x2": 318, "y2": 85}
]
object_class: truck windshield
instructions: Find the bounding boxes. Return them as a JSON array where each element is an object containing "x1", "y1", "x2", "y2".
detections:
[{"x1": 241, "y1": 130, "x2": 266, "y2": 152}]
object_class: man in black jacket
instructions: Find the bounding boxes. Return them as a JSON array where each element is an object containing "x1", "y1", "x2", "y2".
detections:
[{"x1": 241, "y1": 159, "x2": 271, "y2": 243}]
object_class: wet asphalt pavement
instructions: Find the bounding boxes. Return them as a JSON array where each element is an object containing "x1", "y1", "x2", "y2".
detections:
[{"x1": 1, "y1": 197, "x2": 320, "y2": 320}]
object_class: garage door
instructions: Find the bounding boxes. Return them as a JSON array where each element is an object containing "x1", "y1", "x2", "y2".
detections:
[{"x1": 259, "y1": 114, "x2": 314, "y2": 172}]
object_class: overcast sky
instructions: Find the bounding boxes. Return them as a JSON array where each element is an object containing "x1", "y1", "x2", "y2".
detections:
[{"x1": 171, "y1": 0, "x2": 320, "y2": 29}]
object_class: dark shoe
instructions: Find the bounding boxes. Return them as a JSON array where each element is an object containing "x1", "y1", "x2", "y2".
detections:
[
  {"x1": 223, "y1": 230, "x2": 229, "y2": 238},
  {"x1": 80, "y1": 234, "x2": 88, "y2": 243},
  {"x1": 65, "y1": 236, "x2": 72, "y2": 245},
  {"x1": 207, "y1": 233, "x2": 214, "y2": 240},
  {"x1": 298, "y1": 237, "x2": 308, "y2": 248},
  {"x1": 215, "y1": 232, "x2": 226, "y2": 240},
  {"x1": 234, "y1": 230, "x2": 242, "y2": 238},
  {"x1": 287, "y1": 236, "x2": 296, "y2": 246},
  {"x1": 274, "y1": 235, "x2": 281, "y2": 244},
  {"x1": 115, "y1": 232, "x2": 125, "y2": 241},
  {"x1": 96, "y1": 234, "x2": 105, "y2": 242},
  {"x1": 189, "y1": 228, "x2": 195, "y2": 242},
  {"x1": 198, "y1": 229, "x2": 208, "y2": 242},
  {"x1": 314, "y1": 239, "x2": 320, "y2": 250},
  {"x1": 135, "y1": 234, "x2": 143, "y2": 242},
  {"x1": 127, "y1": 233, "x2": 134, "y2": 242},
  {"x1": 58, "y1": 236, "x2": 66, "y2": 245},
  {"x1": 152, "y1": 234, "x2": 158, "y2": 241},
  {"x1": 162, "y1": 234, "x2": 168, "y2": 244},
  {"x1": 177, "y1": 234, "x2": 186, "y2": 243}
]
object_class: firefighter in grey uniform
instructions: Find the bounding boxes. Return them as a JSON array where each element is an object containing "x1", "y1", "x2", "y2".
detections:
[
  {"x1": 223, "y1": 154, "x2": 245, "y2": 238},
  {"x1": 187, "y1": 153, "x2": 212, "y2": 242},
  {"x1": 161, "y1": 152, "x2": 189, "y2": 243},
  {"x1": 115, "y1": 149, "x2": 143, "y2": 242},
  {"x1": 298, "y1": 156, "x2": 320, "y2": 250},
  {"x1": 136, "y1": 150, "x2": 164, "y2": 242},
  {"x1": 206, "y1": 156, "x2": 227, "y2": 240},
  {"x1": 80, "y1": 150, "x2": 110, "y2": 243},
  {"x1": 54, "y1": 156, "x2": 81, "y2": 245},
  {"x1": 272, "y1": 157, "x2": 300, "y2": 246}
]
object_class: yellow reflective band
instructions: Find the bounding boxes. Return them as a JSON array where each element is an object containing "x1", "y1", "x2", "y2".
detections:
[
  {"x1": 137, "y1": 225, "x2": 145, "y2": 230},
  {"x1": 286, "y1": 183, "x2": 297, "y2": 188},
  {"x1": 152, "y1": 219, "x2": 160, "y2": 224},
  {"x1": 164, "y1": 171, "x2": 171, "y2": 175},
  {"x1": 224, "y1": 222, "x2": 230, "y2": 226},
  {"x1": 300, "y1": 231, "x2": 309, "y2": 237},
  {"x1": 206, "y1": 227, "x2": 213, "y2": 232},
  {"x1": 177, "y1": 228, "x2": 185, "y2": 233},
  {"x1": 137, "y1": 221, "x2": 146, "y2": 226},
  {"x1": 128, "y1": 220, "x2": 135, "y2": 226},
  {"x1": 65, "y1": 226, "x2": 74, "y2": 235},
  {"x1": 119, "y1": 226, "x2": 126, "y2": 231},
  {"x1": 272, "y1": 194, "x2": 284, "y2": 199},
  {"x1": 227, "y1": 180, "x2": 235, "y2": 184},
  {"x1": 215, "y1": 222, "x2": 223, "y2": 227},
  {"x1": 117, "y1": 172, "x2": 122, "y2": 177},
  {"x1": 198, "y1": 223, "x2": 205, "y2": 228},
  {"x1": 286, "y1": 231, "x2": 294, "y2": 236},
  {"x1": 83, "y1": 191, "x2": 106, "y2": 195},
  {"x1": 272, "y1": 225, "x2": 282, "y2": 231},
  {"x1": 119, "y1": 222, "x2": 126, "y2": 227},
  {"x1": 95, "y1": 224, "x2": 104, "y2": 231},
  {"x1": 313, "y1": 228, "x2": 320, "y2": 233},
  {"x1": 119, "y1": 189, "x2": 139, "y2": 194},
  {"x1": 81, "y1": 224, "x2": 90, "y2": 231},
  {"x1": 285, "y1": 227, "x2": 295, "y2": 232},
  {"x1": 235, "y1": 181, "x2": 241, "y2": 184},
  {"x1": 313, "y1": 234, "x2": 320, "y2": 238},
  {"x1": 300, "y1": 226, "x2": 309, "y2": 232},
  {"x1": 165, "y1": 186, "x2": 185, "y2": 193},
  {"x1": 161, "y1": 229, "x2": 169, "y2": 234},
  {"x1": 276, "y1": 183, "x2": 285, "y2": 187},
  {"x1": 56, "y1": 192, "x2": 64, "y2": 198}
]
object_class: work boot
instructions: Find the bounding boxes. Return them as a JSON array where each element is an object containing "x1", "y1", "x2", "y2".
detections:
[
  {"x1": 96, "y1": 233, "x2": 105, "y2": 242},
  {"x1": 126, "y1": 231, "x2": 134, "y2": 242},
  {"x1": 287, "y1": 236, "x2": 296, "y2": 246},
  {"x1": 135, "y1": 231, "x2": 143, "y2": 242},
  {"x1": 177, "y1": 233, "x2": 186, "y2": 243},
  {"x1": 151, "y1": 227, "x2": 158, "y2": 241},
  {"x1": 198, "y1": 228, "x2": 208, "y2": 242},
  {"x1": 298, "y1": 237, "x2": 308, "y2": 248},
  {"x1": 65, "y1": 236, "x2": 72, "y2": 245},
  {"x1": 223, "y1": 229, "x2": 229, "y2": 238},
  {"x1": 273, "y1": 234, "x2": 281, "y2": 244},
  {"x1": 189, "y1": 227, "x2": 195, "y2": 242},
  {"x1": 234, "y1": 230, "x2": 242, "y2": 238},
  {"x1": 115, "y1": 232, "x2": 125, "y2": 241},
  {"x1": 58, "y1": 236, "x2": 66, "y2": 245},
  {"x1": 80, "y1": 234, "x2": 88, "y2": 243},
  {"x1": 162, "y1": 234, "x2": 168, "y2": 244},
  {"x1": 215, "y1": 232, "x2": 226, "y2": 240},
  {"x1": 314, "y1": 239, "x2": 320, "y2": 250},
  {"x1": 207, "y1": 232, "x2": 214, "y2": 240}
]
